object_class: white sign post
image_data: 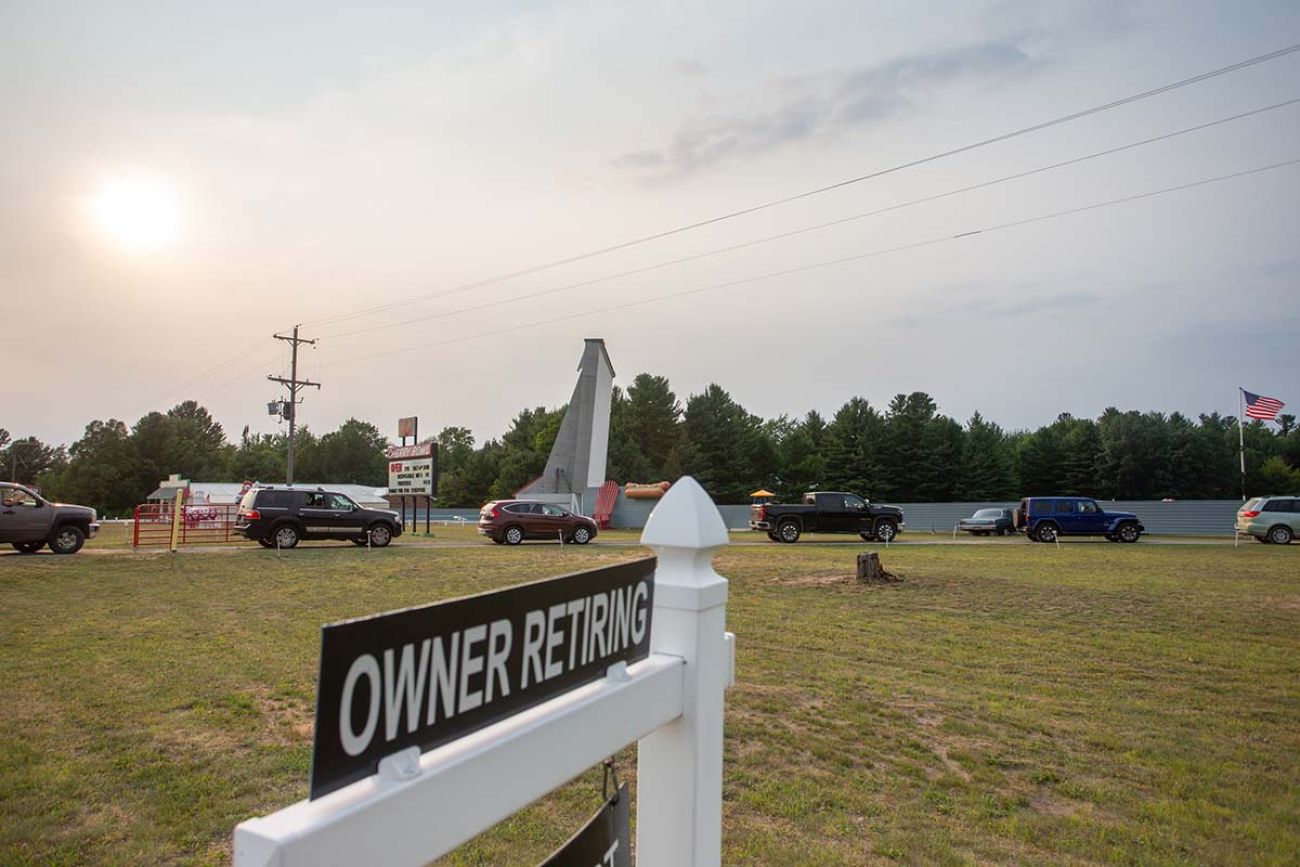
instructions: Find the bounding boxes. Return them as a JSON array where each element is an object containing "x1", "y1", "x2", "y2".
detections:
[{"x1": 233, "y1": 476, "x2": 734, "y2": 867}]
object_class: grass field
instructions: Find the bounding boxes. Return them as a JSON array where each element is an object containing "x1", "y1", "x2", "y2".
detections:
[{"x1": 2, "y1": 537, "x2": 1297, "y2": 865}]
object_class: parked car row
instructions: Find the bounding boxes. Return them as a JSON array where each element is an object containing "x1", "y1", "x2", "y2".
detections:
[{"x1": 749, "y1": 491, "x2": 1154, "y2": 544}]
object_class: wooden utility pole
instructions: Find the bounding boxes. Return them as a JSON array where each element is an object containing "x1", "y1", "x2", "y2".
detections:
[{"x1": 268, "y1": 325, "x2": 320, "y2": 484}]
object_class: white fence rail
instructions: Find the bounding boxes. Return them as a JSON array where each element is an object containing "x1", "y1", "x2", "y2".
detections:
[{"x1": 234, "y1": 476, "x2": 734, "y2": 867}]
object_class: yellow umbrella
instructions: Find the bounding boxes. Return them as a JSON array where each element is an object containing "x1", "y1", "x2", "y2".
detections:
[{"x1": 750, "y1": 489, "x2": 775, "y2": 499}]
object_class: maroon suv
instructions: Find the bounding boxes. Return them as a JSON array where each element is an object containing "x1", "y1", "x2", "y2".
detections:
[{"x1": 478, "y1": 500, "x2": 598, "y2": 545}]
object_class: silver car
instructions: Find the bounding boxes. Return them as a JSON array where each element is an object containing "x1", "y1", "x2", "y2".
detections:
[{"x1": 1237, "y1": 496, "x2": 1300, "y2": 544}]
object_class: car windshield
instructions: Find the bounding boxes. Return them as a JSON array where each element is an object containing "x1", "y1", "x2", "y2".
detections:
[{"x1": 973, "y1": 509, "x2": 1002, "y2": 518}]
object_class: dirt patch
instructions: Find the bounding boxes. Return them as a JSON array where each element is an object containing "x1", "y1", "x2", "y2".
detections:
[{"x1": 248, "y1": 685, "x2": 314, "y2": 742}]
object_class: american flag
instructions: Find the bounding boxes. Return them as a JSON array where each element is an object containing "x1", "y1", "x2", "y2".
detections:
[{"x1": 1243, "y1": 389, "x2": 1285, "y2": 421}]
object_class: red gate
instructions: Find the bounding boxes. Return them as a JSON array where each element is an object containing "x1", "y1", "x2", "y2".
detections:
[{"x1": 132, "y1": 502, "x2": 244, "y2": 547}]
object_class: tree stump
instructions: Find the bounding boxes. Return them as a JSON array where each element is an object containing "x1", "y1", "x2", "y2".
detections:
[{"x1": 856, "y1": 551, "x2": 901, "y2": 584}]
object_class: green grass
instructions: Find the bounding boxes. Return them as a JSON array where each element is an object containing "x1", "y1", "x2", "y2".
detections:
[{"x1": 1, "y1": 541, "x2": 1297, "y2": 865}]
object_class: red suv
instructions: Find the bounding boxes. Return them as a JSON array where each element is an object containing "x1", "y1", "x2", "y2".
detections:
[{"x1": 478, "y1": 500, "x2": 598, "y2": 545}]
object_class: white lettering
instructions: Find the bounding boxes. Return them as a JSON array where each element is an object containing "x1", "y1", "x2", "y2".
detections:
[
  {"x1": 522, "y1": 610, "x2": 546, "y2": 688},
  {"x1": 565, "y1": 598, "x2": 585, "y2": 669},
  {"x1": 383, "y1": 641, "x2": 430, "y2": 741},
  {"x1": 590, "y1": 593, "x2": 608, "y2": 660},
  {"x1": 601, "y1": 838, "x2": 619, "y2": 866},
  {"x1": 485, "y1": 619, "x2": 512, "y2": 703},
  {"x1": 630, "y1": 581, "x2": 649, "y2": 644},
  {"x1": 458, "y1": 625, "x2": 487, "y2": 712},
  {"x1": 426, "y1": 633, "x2": 460, "y2": 725},
  {"x1": 545, "y1": 603, "x2": 566, "y2": 681},
  {"x1": 339, "y1": 654, "x2": 381, "y2": 757}
]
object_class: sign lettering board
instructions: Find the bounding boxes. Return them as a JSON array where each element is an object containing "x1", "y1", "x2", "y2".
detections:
[
  {"x1": 540, "y1": 785, "x2": 631, "y2": 867},
  {"x1": 310, "y1": 558, "x2": 656, "y2": 799},
  {"x1": 385, "y1": 442, "x2": 436, "y2": 496}
]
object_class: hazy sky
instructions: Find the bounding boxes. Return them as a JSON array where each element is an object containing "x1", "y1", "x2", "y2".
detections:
[{"x1": 3, "y1": 0, "x2": 1298, "y2": 449}]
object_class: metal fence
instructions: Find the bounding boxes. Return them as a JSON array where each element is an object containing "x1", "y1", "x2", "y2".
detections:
[{"x1": 132, "y1": 503, "x2": 244, "y2": 547}]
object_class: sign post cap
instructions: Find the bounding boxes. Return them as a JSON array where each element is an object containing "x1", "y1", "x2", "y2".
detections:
[{"x1": 639, "y1": 476, "x2": 728, "y2": 550}]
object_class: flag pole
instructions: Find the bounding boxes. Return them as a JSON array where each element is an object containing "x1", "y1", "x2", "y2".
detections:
[{"x1": 1238, "y1": 387, "x2": 1247, "y2": 501}]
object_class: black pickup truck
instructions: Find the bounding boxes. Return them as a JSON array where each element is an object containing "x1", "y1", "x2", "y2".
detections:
[{"x1": 751, "y1": 491, "x2": 905, "y2": 543}]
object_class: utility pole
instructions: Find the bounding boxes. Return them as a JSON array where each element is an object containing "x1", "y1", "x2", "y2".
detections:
[{"x1": 268, "y1": 325, "x2": 320, "y2": 484}]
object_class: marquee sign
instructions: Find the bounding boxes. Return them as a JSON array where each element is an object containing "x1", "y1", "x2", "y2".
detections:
[
  {"x1": 385, "y1": 442, "x2": 436, "y2": 496},
  {"x1": 310, "y1": 558, "x2": 656, "y2": 799}
]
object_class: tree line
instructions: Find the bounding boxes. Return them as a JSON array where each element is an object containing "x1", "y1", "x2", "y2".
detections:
[
  {"x1": 1, "y1": 402, "x2": 389, "y2": 515},
  {"x1": 4, "y1": 377, "x2": 1297, "y2": 514}
]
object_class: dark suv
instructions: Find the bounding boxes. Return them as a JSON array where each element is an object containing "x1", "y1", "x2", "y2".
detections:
[
  {"x1": 478, "y1": 500, "x2": 598, "y2": 545},
  {"x1": 234, "y1": 487, "x2": 402, "y2": 549},
  {"x1": 1015, "y1": 497, "x2": 1144, "y2": 543}
]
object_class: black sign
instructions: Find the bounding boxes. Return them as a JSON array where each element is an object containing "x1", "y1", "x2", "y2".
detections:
[
  {"x1": 541, "y1": 785, "x2": 631, "y2": 867},
  {"x1": 310, "y1": 558, "x2": 656, "y2": 799}
]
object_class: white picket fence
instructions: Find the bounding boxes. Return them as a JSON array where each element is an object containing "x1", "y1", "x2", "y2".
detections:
[{"x1": 233, "y1": 475, "x2": 735, "y2": 866}]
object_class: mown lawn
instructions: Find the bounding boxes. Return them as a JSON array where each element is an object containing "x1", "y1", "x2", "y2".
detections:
[{"x1": 1, "y1": 540, "x2": 1296, "y2": 865}]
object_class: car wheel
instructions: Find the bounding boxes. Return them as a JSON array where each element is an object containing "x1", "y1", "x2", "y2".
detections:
[
  {"x1": 273, "y1": 525, "x2": 300, "y2": 549},
  {"x1": 504, "y1": 525, "x2": 524, "y2": 545},
  {"x1": 257, "y1": 537, "x2": 275, "y2": 548},
  {"x1": 1035, "y1": 522, "x2": 1059, "y2": 544},
  {"x1": 572, "y1": 526, "x2": 592, "y2": 545},
  {"x1": 368, "y1": 524, "x2": 392, "y2": 548},
  {"x1": 48, "y1": 525, "x2": 86, "y2": 555},
  {"x1": 12, "y1": 541, "x2": 44, "y2": 553},
  {"x1": 874, "y1": 521, "x2": 897, "y2": 543},
  {"x1": 1117, "y1": 522, "x2": 1140, "y2": 543},
  {"x1": 1268, "y1": 525, "x2": 1293, "y2": 545},
  {"x1": 778, "y1": 521, "x2": 801, "y2": 543}
]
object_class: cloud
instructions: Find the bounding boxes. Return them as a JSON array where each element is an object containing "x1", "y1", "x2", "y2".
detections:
[{"x1": 616, "y1": 41, "x2": 1033, "y2": 179}]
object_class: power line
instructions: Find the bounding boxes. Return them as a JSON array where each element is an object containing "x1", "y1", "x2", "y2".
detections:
[
  {"x1": 187, "y1": 348, "x2": 282, "y2": 404},
  {"x1": 302, "y1": 42, "x2": 1300, "y2": 331},
  {"x1": 316, "y1": 96, "x2": 1300, "y2": 342},
  {"x1": 129, "y1": 335, "x2": 271, "y2": 415},
  {"x1": 325, "y1": 156, "x2": 1300, "y2": 366}
]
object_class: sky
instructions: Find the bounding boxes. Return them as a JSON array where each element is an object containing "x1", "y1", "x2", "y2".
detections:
[{"x1": 3, "y1": 0, "x2": 1298, "y2": 449}]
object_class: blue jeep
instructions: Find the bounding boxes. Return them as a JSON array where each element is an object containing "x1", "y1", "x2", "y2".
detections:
[{"x1": 1014, "y1": 497, "x2": 1145, "y2": 543}]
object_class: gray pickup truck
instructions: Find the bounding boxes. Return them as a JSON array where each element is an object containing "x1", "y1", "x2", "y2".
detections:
[{"x1": 1, "y1": 482, "x2": 100, "y2": 554}]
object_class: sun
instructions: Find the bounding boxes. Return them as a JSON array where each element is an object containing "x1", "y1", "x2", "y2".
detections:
[{"x1": 87, "y1": 175, "x2": 182, "y2": 253}]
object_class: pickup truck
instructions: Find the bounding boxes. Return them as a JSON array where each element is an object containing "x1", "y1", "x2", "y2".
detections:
[
  {"x1": 1, "y1": 482, "x2": 100, "y2": 554},
  {"x1": 751, "y1": 491, "x2": 905, "y2": 543}
]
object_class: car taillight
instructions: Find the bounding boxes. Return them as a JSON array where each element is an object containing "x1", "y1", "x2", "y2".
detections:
[
  {"x1": 489, "y1": 509, "x2": 499, "y2": 519},
  {"x1": 243, "y1": 509, "x2": 261, "y2": 520},
  {"x1": 1240, "y1": 510, "x2": 1260, "y2": 518},
  {"x1": 758, "y1": 505, "x2": 767, "y2": 520}
]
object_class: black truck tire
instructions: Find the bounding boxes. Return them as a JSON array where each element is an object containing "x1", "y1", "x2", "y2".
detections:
[
  {"x1": 1117, "y1": 522, "x2": 1141, "y2": 543},
  {"x1": 874, "y1": 520, "x2": 898, "y2": 543},
  {"x1": 48, "y1": 525, "x2": 86, "y2": 555},
  {"x1": 777, "y1": 521, "x2": 801, "y2": 543},
  {"x1": 12, "y1": 541, "x2": 44, "y2": 553}
]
